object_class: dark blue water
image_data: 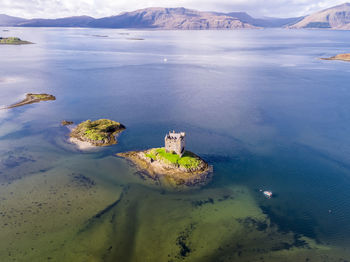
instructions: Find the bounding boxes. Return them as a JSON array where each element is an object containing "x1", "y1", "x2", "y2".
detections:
[{"x1": 1, "y1": 27, "x2": 350, "y2": 260}]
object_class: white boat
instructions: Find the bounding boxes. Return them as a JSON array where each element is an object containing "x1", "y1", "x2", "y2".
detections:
[{"x1": 263, "y1": 191, "x2": 273, "y2": 199}]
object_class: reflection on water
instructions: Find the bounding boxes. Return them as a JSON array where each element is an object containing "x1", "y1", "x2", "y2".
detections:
[{"x1": 1, "y1": 28, "x2": 350, "y2": 261}]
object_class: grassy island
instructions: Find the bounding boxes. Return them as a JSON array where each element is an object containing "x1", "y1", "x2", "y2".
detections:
[
  {"x1": 70, "y1": 119, "x2": 126, "y2": 147},
  {"x1": 321, "y1": 53, "x2": 350, "y2": 62},
  {"x1": 117, "y1": 148, "x2": 212, "y2": 188},
  {"x1": 0, "y1": 37, "x2": 33, "y2": 45},
  {"x1": 6, "y1": 93, "x2": 56, "y2": 109}
]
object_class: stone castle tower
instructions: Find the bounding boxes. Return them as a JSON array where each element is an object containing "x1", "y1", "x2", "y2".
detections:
[{"x1": 165, "y1": 131, "x2": 186, "y2": 157}]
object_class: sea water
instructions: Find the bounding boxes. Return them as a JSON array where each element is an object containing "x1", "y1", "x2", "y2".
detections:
[{"x1": 1, "y1": 27, "x2": 350, "y2": 261}]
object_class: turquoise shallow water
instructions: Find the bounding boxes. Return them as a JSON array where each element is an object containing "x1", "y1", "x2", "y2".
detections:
[{"x1": 1, "y1": 28, "x2": 350, "y2": 261}]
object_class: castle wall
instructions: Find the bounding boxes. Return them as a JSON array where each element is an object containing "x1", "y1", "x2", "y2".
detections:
[{"x1": 165, "y1": 132, "x2": 186, "y2": 157}]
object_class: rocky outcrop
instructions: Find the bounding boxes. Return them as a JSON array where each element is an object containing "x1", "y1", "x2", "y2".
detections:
[
  {"x1": 0, "y1": 37, "x2": 33, "y2": 45},
  {"x1": 5, "y1": 94, "x2": 55, "y2": 109},
  {"x1": 321, "y1": 53, "x2": 350, "y2": 62},
  {"x1": 70, "y1": 119, "x2": 125, "y2": 147},
  {"x1": 61, "y1": 120, "x2": 74, "y2": 126}
]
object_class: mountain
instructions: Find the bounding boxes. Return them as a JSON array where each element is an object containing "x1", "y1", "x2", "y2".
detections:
[
  {"x1": 10, "y1": 8, "x2": 300, "y2": 29},
  {"x1": 290, "y1": 3, "x2": 350, "y2": 29},
  {"x1": 2, "y1": 4, "x2": 347, "y2": 30},
  {"x1": 89, "y1": 7, "x2": 257, "y2": 29},
  {"x1": 226, "y1": 12, "x2": 303, "y2": 27},
  {"x1": 0, "y1": 14, "x2": 27, "y2": 26},
  {"x1": 17, "y1": 16, "x2": 95, "y2": 27}
]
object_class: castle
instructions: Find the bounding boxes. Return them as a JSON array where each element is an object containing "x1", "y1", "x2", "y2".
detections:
[{"x1": 165, "y1": 131, "x2": 186, "y2": 157}]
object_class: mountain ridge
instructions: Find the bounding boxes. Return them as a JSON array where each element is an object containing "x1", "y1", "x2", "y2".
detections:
[
  {"x1": 17, "y1": 15, "x2": 95, "y2": 27},
  {"x1": 88, "y1": 7, "x2": 257, "y2": 29},
  {"x1": 0, "y1": 7, "x2": 297, "y2": 29},
  {"x1": 1, "y1": 4, "x2": 350, "y2": 30},
  {"x1": 0, "y1": 14, "x2": 27, "y2": 26},
  {"x1": 290, "y1": 2, "x2": 350, "y2": 29}
]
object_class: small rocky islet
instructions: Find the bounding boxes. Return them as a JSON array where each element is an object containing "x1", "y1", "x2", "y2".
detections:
[
  {"x1": 117, "y1": 131, "x2": 212, "y2": 187},
  {"x1": 0, "y1": 37, "x2": 33, "y2": 45},
  {"x1": 321, "y1": 53, "x2": 350, "y2": 62},
  {"x1": 69, "y1": 119, "x2": 126, "y2": 147},
  {"x1": 117, "y1": 148, "x2": 212, "y2": 187},
  {"x1": 5, "y1": 93, "x2": 56, "y2": 109},
  {"x1": 61, "y1": 120, "x2": 74, "y2": 126}
]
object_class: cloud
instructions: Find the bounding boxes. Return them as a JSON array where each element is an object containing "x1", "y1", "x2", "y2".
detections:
[{"x1": 0, "y1": 0, "x2": 347, "y2": 19}]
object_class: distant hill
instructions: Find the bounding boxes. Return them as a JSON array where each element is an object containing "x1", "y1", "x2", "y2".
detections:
[
  {"x1": 226, "y1": 12, "x2": 303, "y2": 27},
  {"x1": 16, "y1": 8, "x2": 300, "y2": 30},
  {"x1": 0, "y1": 14, "x2": 27, "y2": 26},
  {"x1": 17, "y1": 16, "x2": 95, "y2": 27},
  {"x1": 2, "y1": 4, "x2": 350, "y2": 30},
  {"x1": 89, "y1": 7, "x2": 257, "y2": 29},
  {"x1": 290, "y1": 3, "x2": 350, "y2": 29}
]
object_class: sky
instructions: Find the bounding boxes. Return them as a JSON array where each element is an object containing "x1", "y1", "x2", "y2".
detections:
[{"x1": 0, "y1": 0, "x2": 347, "y2": 19}]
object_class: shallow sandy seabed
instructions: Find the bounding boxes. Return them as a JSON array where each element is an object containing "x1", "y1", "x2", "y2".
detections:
[
  {"x1": 0, "y1": 166, "x2": 123, "y2": 262},
  {"x1": 51, "y1": 184, "x2": 350, "y2": 262},
  {"x1": 0, "y1": 151, "x2": 350, "y2": 261},
  {"x1": 69, "y1": 137, "x2": 102, "y2": 151}
]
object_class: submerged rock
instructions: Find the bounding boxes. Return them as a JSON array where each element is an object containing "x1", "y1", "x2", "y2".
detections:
[{"x1": 61, "y1": 120, "x2": 74, "y2": 126}]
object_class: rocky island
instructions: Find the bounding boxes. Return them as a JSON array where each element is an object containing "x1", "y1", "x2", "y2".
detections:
[
  {"x1": 321, "y1": 53, "x2": 350, "y2": 62},
  {"x1": 117, "y1": 131, "x2": 212, "y2": 187},
  {"x1": 0, "y1": 37, "x2": 33, "y2": 45},
  {"x1": 69, "y1": 119, "x2": 126, "y2": 148},
  {"x1": 5, "y1": 93, "x2": 56, "y2": 109},
  {"x1": 61, "y1": 120, "x2": 74, "y2": 126}
]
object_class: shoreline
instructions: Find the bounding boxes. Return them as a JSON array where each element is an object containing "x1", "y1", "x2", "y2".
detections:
[{"x1": 68, "y1": 137, "x2": 101, "y2": 151}]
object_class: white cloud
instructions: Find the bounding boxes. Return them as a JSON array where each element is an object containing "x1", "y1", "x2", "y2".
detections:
[{"x1": 0, "y1": 0, "x2": 347, "y2": 19}]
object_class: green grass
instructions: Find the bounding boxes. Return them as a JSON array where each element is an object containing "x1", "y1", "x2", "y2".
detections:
[
  {"x1": 84, "y1": 129, "x2": 106, "y2": 141},
  {"x1": 0, "y1": 37, "x2": 20, "y2": 43},
  {"x1": 146, "y1": 148, "x2": 202, "y2": 170},
  {"x1": 0, "y1": 37, "x2": 31, "y2": 45},
  {"x1": 31, "y1": 94, "x2": 50, "y2": 99}
]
